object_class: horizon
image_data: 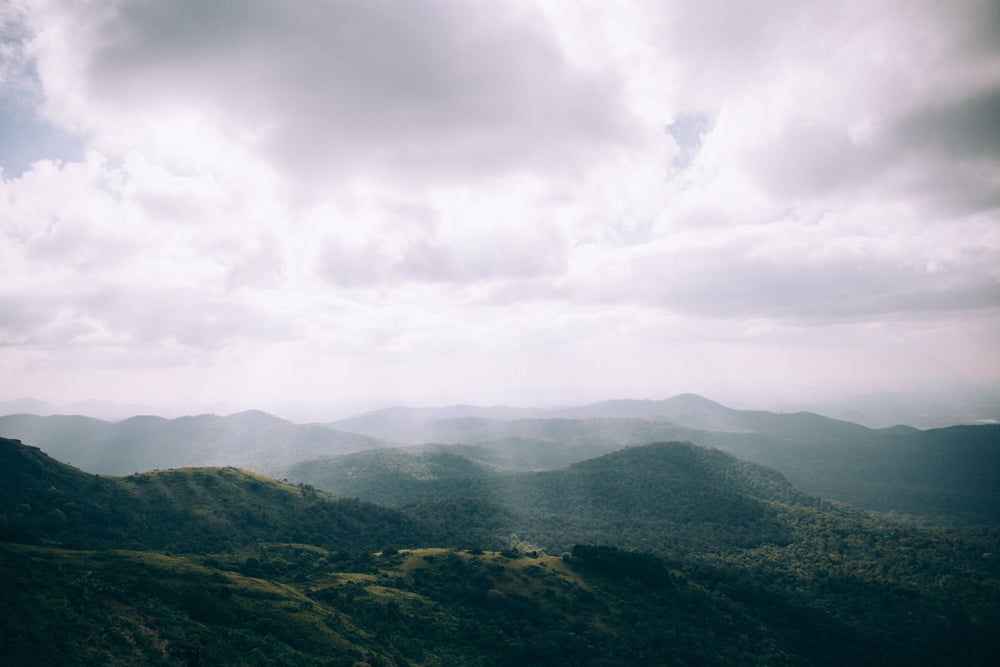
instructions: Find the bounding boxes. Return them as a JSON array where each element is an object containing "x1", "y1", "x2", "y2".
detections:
[
  {"x1": 2, "y1": 1, "x2": 999, "y2": 417},
  {"x1": 3, "y1": 389, "x2": 997, "y2": 430}
]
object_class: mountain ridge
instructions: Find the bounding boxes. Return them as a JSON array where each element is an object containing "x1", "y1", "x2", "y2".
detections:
[
  {"x1": 2, "y1": 435, "x2": 1000, "y2": 665},
  {"x1": 0, "y1": 436, "x2": 440, "y2": 553},
  {"x1": 0, "y1": 412, "x2": 389, "y2": 477},
  {"x1": 4, "y1": 395, "x2": 999, "y2": 525}
]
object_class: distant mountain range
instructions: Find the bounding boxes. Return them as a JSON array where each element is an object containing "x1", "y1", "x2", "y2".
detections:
[
  {"x1": 325, "y1": 393, "x2": 882, "y2": 441},
  {"x1": 0, "y1": 397, "x2": 242, "y2": 422},
  {"x1": 5, "y1": 390, "x2": 998, "y2": 427},
  {"x1": 0, "y1": 411, "x2": 387, "y2": 477},
  {"x1": 2, "y1": 393, "x2": 998, "y2": 525}
]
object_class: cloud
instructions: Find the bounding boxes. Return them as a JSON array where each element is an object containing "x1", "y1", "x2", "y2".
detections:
[
  {"x1": 26, "y1": 0, "x2": 635, "y2": 185},
  {"x1": 0, "y1": 280, "x2": 299, "y2": 351},
  {"x1": 567, "y1": 207, "x2": 1000, "y2": 324},
  {"x1": 2, "y1": 0, "x2": 999, "y2": 410},
  {"x1": 319, "y1": 218, "x2": 566, "y2": 287},
  {"x1": 651, "y1": 0, "x2": 1000, "y2": 216}
]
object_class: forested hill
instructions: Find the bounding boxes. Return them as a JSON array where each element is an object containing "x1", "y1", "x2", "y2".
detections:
[
  {"x1": 290, "y1": 441, "x2": 849, "y2": 555},
  {"x1": 3, "y1": 435, "x2": 1000, "y2": 665},
  {"x1": 316, "y1": 414, "x2": 1000, "y2": 526},
  {"x1": 5, "y1": 397, "x2": 998, "y2": 526},
  {"x1": 0, "y1": 437, "x2": 440, "y2": 553}
]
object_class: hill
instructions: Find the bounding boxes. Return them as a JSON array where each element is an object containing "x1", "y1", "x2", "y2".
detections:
[
  {"x1": 289, "y1": 441, "x2": 849, "y2": 555},
  {"x1": 297, "y1": 419, "x2": 1000, "y2": 527},
  {"x1": 0, "y1": 411, "x2": 386, "y2": 477},
  {"x1": 4, "y1": 394, "x2": 999, "y2": 526},
  {"x1": 6, "y1": 541, "x2": 996, "y2": 667},
  {"x1": 0, "y1": 437, "x2": 440, "y2": 553},
  {"x1": 321, "y1": 396, "x2": 1000, "y2": 526},
  {"x1": 2, "y1": 437, "x2": 999, "y2": 665}
]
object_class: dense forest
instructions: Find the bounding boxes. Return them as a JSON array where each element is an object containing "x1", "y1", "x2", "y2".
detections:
[{"x1": 2, "y1": 434, "x2": 999, "y2": 665}]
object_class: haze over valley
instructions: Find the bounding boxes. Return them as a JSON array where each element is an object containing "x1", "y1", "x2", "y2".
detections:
[
  {"x1": 2, "y1": 393, "x2": 999, "y2": 664},
  {"x1": 3, "y1": 393, "x2": 999, "y2": 529}
]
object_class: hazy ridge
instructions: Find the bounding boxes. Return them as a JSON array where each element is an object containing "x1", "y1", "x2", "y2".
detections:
[{"x1": 3, "y1": 393, "x2": 998, "y2": 526}]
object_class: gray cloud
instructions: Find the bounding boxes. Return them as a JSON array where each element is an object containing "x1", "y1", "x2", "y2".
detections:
[
  {"x1": 749, "y1": 124, "x2": 892, "y2": 201},
  {"x1": 0, "y1": 297, "x2": 52, "y2": 344},
  {"x1": 80, "y1": 0, "x2": 634, "y2": 182},
  {"x1": 754, "y1": 85, "x2": 1000, "y2": 213},
  {"x1": 623, "y1": 246, "x2": 1000, "y2": 324},
  {"x1": 900, "y1": 88, "x2": 1000, "y2": 161},
  {"x1": 890, "y1": 87, "x2": 1000, "y2": 214}
]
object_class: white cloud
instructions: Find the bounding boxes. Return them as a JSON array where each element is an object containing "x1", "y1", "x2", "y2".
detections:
[{"x1": 1, "y1": 0, "x2": 998, "y2": 413}]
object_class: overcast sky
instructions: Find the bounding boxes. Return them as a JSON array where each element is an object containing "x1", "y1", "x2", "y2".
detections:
[{"x1": 1, "y1": 0, "x2": 999, "y2": 420}]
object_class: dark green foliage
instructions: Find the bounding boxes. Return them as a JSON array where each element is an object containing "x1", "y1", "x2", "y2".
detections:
[
  {"x1": 285, "y1": 446, "x2": 499, "y2": 507},
  {"x1": 2, "y1": 435, "x2": 999, "y2": 665},
  {"x1": 6, "y1": 540, "x2": 996, "y2": 666},
  {"x1": 0, "y1": 437, "x2": 441, "y2": 553},
  {"x1": 569, "y1": 545, "x2": 674, "y2": 588},
  {"x1": 0, "y1": 542, "x2": 372, "y2": 666},
  {"x1": 312, "y1": 404, "x2": 1000, "y2": 526},
  {"x1": 314, "y1": 442, "x2": 829, "y2": 555}
]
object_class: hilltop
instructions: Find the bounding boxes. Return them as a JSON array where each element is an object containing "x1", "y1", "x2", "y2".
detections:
[
  {"x1": 290, "y1": 441, "x2": 829, "y2": 555},
  {"x1": 0, "y1": 437, "x2": 439, "y2": 553}
]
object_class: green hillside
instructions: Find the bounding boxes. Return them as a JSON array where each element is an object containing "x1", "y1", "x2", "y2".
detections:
[
  {"x1": 3, "y1": 435, "x2": 1000, "y2": 665},
  {"x1": 320, "y1": 397, "x2": 1000, "y2": 526},
  {"x1": 7, "y1": 402, "x2": 998, "y2": 526},
  {"x1": 4, "y1": 539, "x2": 999, "y2": 666},
  {"x1": 291, "y1": 441, "x2": 844, "y2": 554},
  {"x1": 0, "y1": 437, "x2": 440, "y2": 553}
]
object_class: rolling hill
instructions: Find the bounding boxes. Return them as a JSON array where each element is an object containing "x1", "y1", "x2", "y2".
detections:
[
  {"x1": 2, "y1": 434, "x2": 1000, "y2": 665},
  {"x1": 0, "y1": 436, "x2": 439, "y2": 553},
  {"x1": 290, "y1": 441, "x2": 846, "y2": 555},
  {"x1": 4, "y1": 394, "x2": 999, "y2": 526},
  {"x1": 322, "y1": 396, "x2": 1000, "y2": 526}
]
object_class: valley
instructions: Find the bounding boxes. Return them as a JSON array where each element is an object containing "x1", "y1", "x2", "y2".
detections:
[
  {"x1": 4, "y1": 394, "x2": 997, "y2": 526},
  {"x1": 1, "y1": 394, "x2": 999, "y2": 665},
  {"x1": 1, "y1": 423, "x2": 999, "y2": 665}
]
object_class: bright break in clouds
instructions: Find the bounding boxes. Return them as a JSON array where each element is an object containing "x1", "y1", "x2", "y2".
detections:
[{"x1": 1, "y1": 0, "x2": 999, "y2": 418}]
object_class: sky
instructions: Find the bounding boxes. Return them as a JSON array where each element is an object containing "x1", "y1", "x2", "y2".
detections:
[{"x1": 1, "y1": 0, "x2": 999, "y2": 421}]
